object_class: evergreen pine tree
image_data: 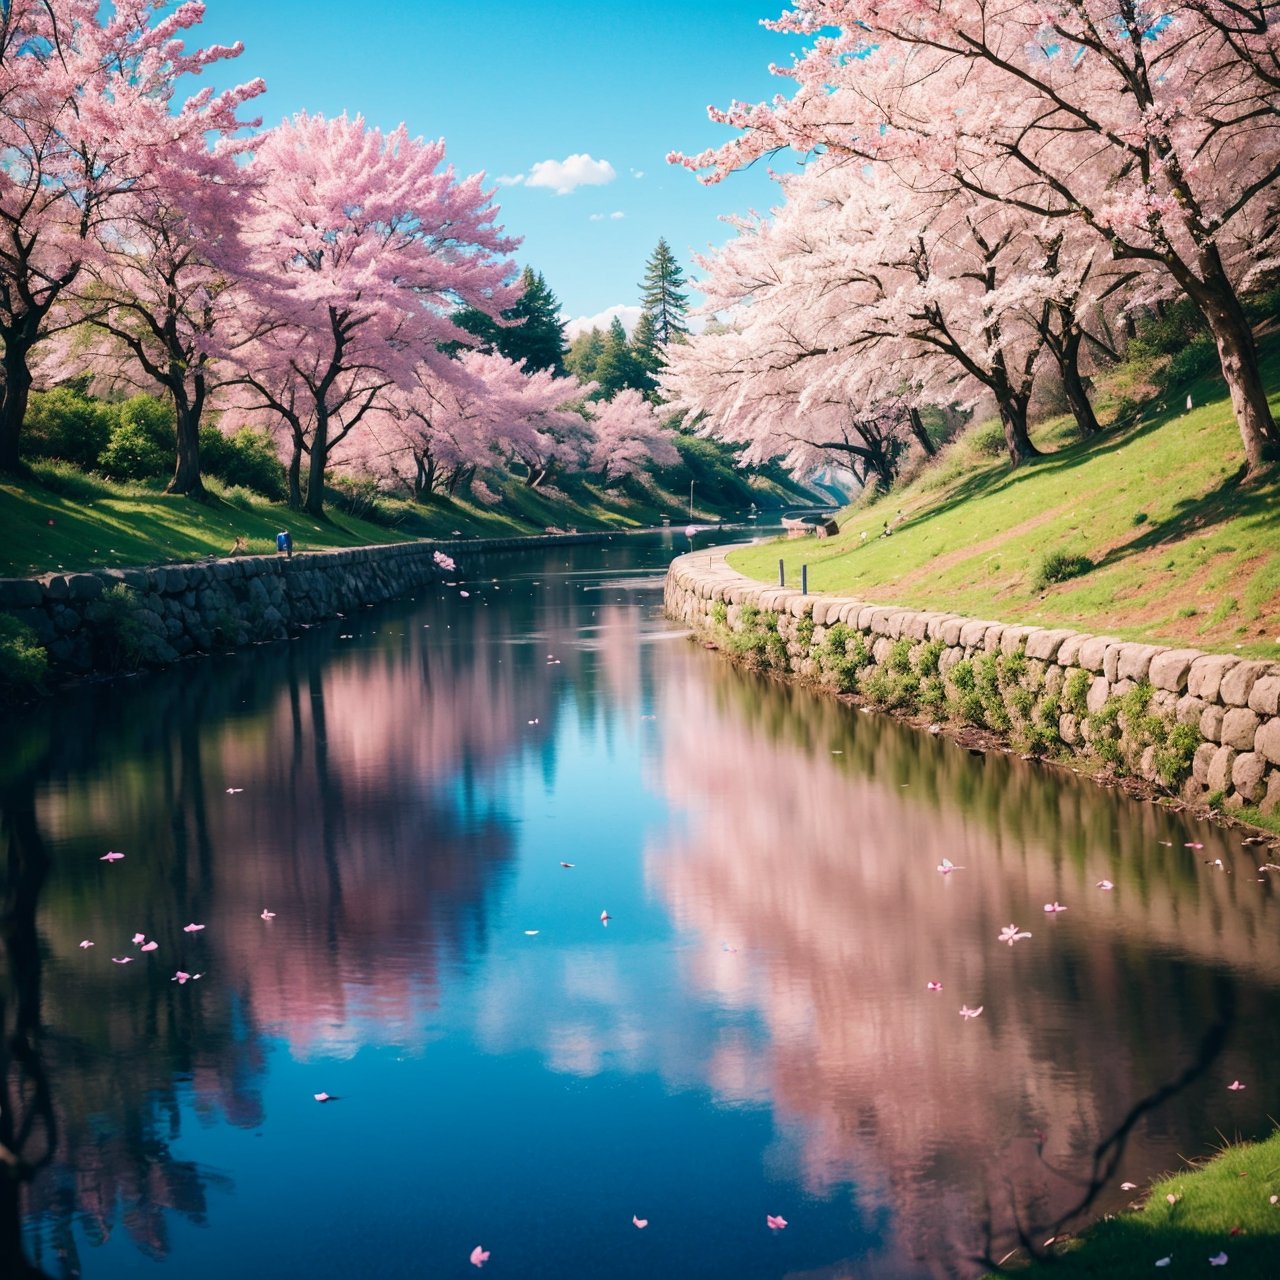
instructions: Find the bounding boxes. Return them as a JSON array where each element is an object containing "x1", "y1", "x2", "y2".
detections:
[
  {"x1": 592, "y1": 316, "x2": 645, "y2": 400},
  {"x1": 630, "y1": 310, "x2": 661, "y2": 400},
  {"x1": 565, "y1": 326, "x2": 606, "y2": 383},
  {"x1": 638, "y1": 238, "x2": 690, "y2": 346},
  {"x1": 455, "y1": 266, "x2": 569, "y2": 374}
]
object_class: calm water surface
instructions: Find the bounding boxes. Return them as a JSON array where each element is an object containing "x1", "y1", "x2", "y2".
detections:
[{"x1": 4, "y1": 531, "x2": 1278, "y2": 1279}]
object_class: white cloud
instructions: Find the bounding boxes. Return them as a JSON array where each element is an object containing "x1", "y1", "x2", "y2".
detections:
[
  {"x1": 564, "y1": 304, "x2": 643, "y2": 339},
  {"x1": 630, "y1": 168, "x2": 645, "y2": 179},
  {"x1": 588, "y1": 211, "x2": 626, "y2": 222},
  {"x1": 526, "y1": 153, "x2": 617, "y2": 196},
  {"x1": 610, "y1": 210, "x2": 625, "y2": 220},
  {"x1": 494, "y1": 173, "x2": 525, "y2": 187}
]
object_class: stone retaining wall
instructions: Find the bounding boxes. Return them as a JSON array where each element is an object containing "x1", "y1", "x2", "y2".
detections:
[
  {"x1": 665, "y1": 547, "x2": 1280, "y2": 816},
  {"x1": 1, "y1": 532, "x2": 612, "y2": 676}
]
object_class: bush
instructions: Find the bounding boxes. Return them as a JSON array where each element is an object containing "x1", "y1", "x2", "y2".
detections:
[
  {"x1": 84, "y1": 585, "x2": 146, "y2": 672},
  {"x1": 968, "y1": 419, "x2": 1008, "y2": 457},
  {"x1": 202, "y1": 426, "x2": 286, "y2": 500},
  {"x1": 1033, "y1": 550, "x2": 1094, "y2": 591},
  {"x1": 0, "y1": 615, "x2": 48, "y2": 704},
  {"x1": 1164, "y1": 334, "x2": 1218, "y2": 389},
  {"x1": 99, "y1": 396, "x2": 173, "y2": 481},
  {"x1": 24, "y1": 386, "x2": 115, "y2": 468}
]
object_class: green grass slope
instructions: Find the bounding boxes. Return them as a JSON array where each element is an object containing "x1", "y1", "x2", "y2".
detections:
[
  {"x1": 986, "y1": 1129, "x2": 1280, "y2": 1278},
  {"x1": 729, "y1": 340, "x2": 1280, "y2": 659}
]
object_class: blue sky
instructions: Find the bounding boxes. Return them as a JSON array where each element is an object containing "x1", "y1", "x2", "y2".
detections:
[{"x1": 196, "y1": 0, "x2": 804, "y2": 334}]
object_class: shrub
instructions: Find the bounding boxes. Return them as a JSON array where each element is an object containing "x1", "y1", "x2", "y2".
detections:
[
  {"x1": 915, "y1": 639, "x2": 945, "y2": 678},
  {"x1": 888, "y1": 637, "x2": 913, "y2": 673},
  {"x1": 24, "y1": 386, "x2": 115, "y2": 468},
  {"x1": 1155, "y1": 721, "x2": 1201, "y2": 787},
  {"x1": 0, "y1": 615, "x2": 48, "y2": 704},
  {"x1": 1062, "y1": 668, "x2": 1091, "y2": 717},
  {"x1": 202, "y1": 426, "x2": 286, "y2": 500},
  {"x1": 84, "y1": 585, "x2": 146, "y2": 672},
  {"x1": 710, "y1": 600, "x2": 728, "y2": 627},
  {"x1": 1165, "y1": 334, "x2": 1218, "y2": 388},
  {"x1": 968, "y1": 419, "x2": 1007, "y2": 457},
  {"x1": 99, "y1": 396, "x2": 174, "y2": 482},
  {"x1": 1033, "y1": 550, "x2": 1094, "y2": 591}
]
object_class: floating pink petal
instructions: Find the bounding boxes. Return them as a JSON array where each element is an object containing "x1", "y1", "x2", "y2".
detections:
[
  {"x1": 1186, "y1": 842, "x2": 1204, "y2": 849},
  {"x1": 600, "y1": 909, "x2": 610, "y2": 923},
  {"x1": 172, "y1": 971, "x2": 190, "y2": 984},
  {"x1": 314, "y1": 1092, "x2": 335, "y2": 1103},
  {"x1": 1096, "y1": 880, "x2": 1114, "y2": 890},
  {"x1": 131, "y1": 933, "x2": 146, "y2": 945},
  {"x1": 766, "y1": 1214, "x2": 788, "y2": 1231},
  {"x1": 1121, "y1": 1181, "x2": 1137, "y2": 1191},
  {"x1": 998, "y1": 924, "x2": 1032, "y2": 945},
  {"x1": 140, "y1": 940, "x2": 158, "y2": 952},
  {"x1": 925, "y1": 981, "x2": 943, "y2": 991},
  {"x1": 111, "y1": 957, "x2": 133, "y2": 964},
  {"x1": 79, "y1": 940, "x2": 94, "y2": 949},
  {"x1": 225, "y1": 787, "x2": 243, "y2": 794},
  {"x1": 936, "y1": 858, "x2": 964, "y2": 874},
  {"x1": 632, "y1": 1215, "x2": 648, "y2": 1229},
  {"x1": 1155, "y1": 1258, "x2": 1171, "y2": 1268},
  {"x1": 559, "y1": 861, "x2": 575, "y2": 868},
  {"x1": 959, "y1": 1005, "x2": 984, "y2": 1019},
  {"x1": 459, "y1": 590, "x2": 470, "y2": 598},
  {"x1": 183, "y1": 923, "x2": 205, "y2": 933},
  {"x1": 100, "y1": 851, "x2": 124, "y2": 862},
  {"x1": 261, "y1": 909, "x2": 276, "y2": 920},
  {"x1": 1043, "y1": 902, "x2": 1067, "y2": 913},
  {"x1": 469, "y1": 1245, "x2": 490, "y2": 1268},
  {"x1": 1228, "y1": 1080, "x2": 1246, "y2": 1090},
  {"x1": 1209, "y1": 1252, "x2": 1228, "y2": 1266}
]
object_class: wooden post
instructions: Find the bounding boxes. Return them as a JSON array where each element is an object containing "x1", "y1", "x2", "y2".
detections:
[
  {"x1": 778, "y1": 559, "x2": 785, "y2": 587},
  {"x1": 801, "y1": 564, "x2": 808, "y2": 595}
]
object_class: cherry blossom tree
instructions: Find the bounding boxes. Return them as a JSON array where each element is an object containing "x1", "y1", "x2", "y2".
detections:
[
  {"x1": 671, "y1": 0, "x2": 1280, "y2": 478},
  {"x1": 586, "y1": 388, "x2": 680, "y2": 481},
  {"x1": 50, "y1": 92, "x2": 263, "y2": 496},
  {"x1": 0, "y1": 0, "x2": 257, "y2": 471},
  {"x1": 232, "y1": 112, "x2": 518, "y2": 516}
]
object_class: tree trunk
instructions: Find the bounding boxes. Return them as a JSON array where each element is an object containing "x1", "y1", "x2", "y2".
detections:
[
  {"x1": 287, "y1": 435, "x2": 303, "y2": 510},
  {"x1": 999, "y1": 398, "x2": 1040, "y2": 466},
  {"x1": 907, "y1": 407, "x2": 937, "y2": 457},
  {"x1": 305, "y1": 410, "x2": 327, "y2": 518},
  {"x1": 0, "y1": 339, "x2": 34, "y2": 472},
  {"x1": 1191, "y1": 282, "x2": 1279, "y2": 481},
  {"x1": 165, "y1": 400, "x2": 206, "y2": 499},
  {"x1": 1056, "y1": 327, "x2": 1102, "y2": 437}
]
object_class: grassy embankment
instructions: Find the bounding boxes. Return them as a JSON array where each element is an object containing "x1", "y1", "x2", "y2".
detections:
[
  {"x1": 731, "y1": 335, "x2": 1280, "y2": 661},
  {"x1": 0, "y1": 437, "x2": 822, "y2": 579},
  {"x1": 984, "y1": 1128, "x2": 1280, "y2": 1278}
]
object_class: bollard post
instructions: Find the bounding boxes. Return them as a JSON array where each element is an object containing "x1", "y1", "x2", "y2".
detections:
[
  {"x1": 802, "y1": 564, "x2": 808, "y2": 595},
  {"x1": 778, "y1": 559, "x2": 785, "y2": 587}
]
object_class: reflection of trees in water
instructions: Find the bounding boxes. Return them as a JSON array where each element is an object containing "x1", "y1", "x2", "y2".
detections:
[
  {"x1": 649, "y1": 658, "x2": 1270, "y2": 1274},
  {"x1": 3, "y1": 555, "x2": 620, "y2": 1268}
]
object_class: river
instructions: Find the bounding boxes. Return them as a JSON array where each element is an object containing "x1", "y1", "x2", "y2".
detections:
[{"x1": 3, "y1": 530, "x2": 1277, "y2": 1279}]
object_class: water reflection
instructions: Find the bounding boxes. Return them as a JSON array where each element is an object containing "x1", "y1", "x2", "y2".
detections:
[
  {"x1": 647, "y1": 659, "x2": 1275, "y2": 1270},
  {"x1": 0, "y1": 532, "x2": 1276, "y2": 1279}
]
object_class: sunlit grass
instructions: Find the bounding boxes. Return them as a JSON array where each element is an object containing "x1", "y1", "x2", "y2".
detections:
[
  {"x1": 988, "y1": 1129, "x2": 1280, "y2": 1277},
  {"x1": 728, "y1": 340, "x2": 1280, "y2": 658}
]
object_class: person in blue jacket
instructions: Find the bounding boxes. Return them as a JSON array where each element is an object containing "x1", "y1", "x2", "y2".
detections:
[{"x1": 276, "y1": 530, "x2": 293, "y2": 558}]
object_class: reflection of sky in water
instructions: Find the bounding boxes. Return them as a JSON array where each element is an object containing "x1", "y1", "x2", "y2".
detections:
[{"x1": 12, "y1": 533, "x2": 1280, "y2": 1280}]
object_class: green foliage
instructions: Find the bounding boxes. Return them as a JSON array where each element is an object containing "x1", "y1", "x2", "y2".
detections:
[
  {"x1": 710, "y1": 599, "x2": 728, "y2": 627},
  {"x1": 455, "y1": 266, "x2": 569, "y2": 375},
  {"x1": 84, "y1": 584, "x2": 147, "y2": 672},
  {"x1": 794, "y1": 613, "x2": 815, "y2": 649},
  {"x1": 1165, "y1": 333, "x2": 1218, "y2": 388},
  {"x1": 0, "y1": 614, "x2": 48, "y2": 704},
  {"x1": 327, "y1": 474, "x2": 401, "y2": 527},
  {"x1": 201, "y1": 427, "x2": 286, "y2": 500},
  {"x1": 819, "y1": 622, "x2": 872, "y2": 693},
  {"x1": 1062, "y1": 668, "x2": 1091, "y2": 717},
  {"x1": 1126, "y1": 296, "x2": 1208, "y2": 361},
  {"x1": 887, "y1": 637, "x2": 913, "y2": 673},
  {"x1": 639, "y1": 237, "x2": 690, "y2": 346},
  {"x1": 24, "y1": 386, "x2": 115, "y2": 468},
  {"x1": 968, "y1": 419, "x2": 1008, "y2": 457},
  {"x1": 915, "y1": 638, "x2": 945, "y2": 678},
  {"x1": 565, "y1": 327, "x2": 605, "y2": 384},
  {"x1": 1033, "y1": 549, "x2": 1094, "y2": 591},
  {"x1": 950, "y1": 659, "x2": 975, "y2": 694},
  {"x1": 1155, "y1": 721, "x2": 1201, "y2": 787},
  {"x1": 99, "y1": 396, "x2": 174, "y2": 481}
]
